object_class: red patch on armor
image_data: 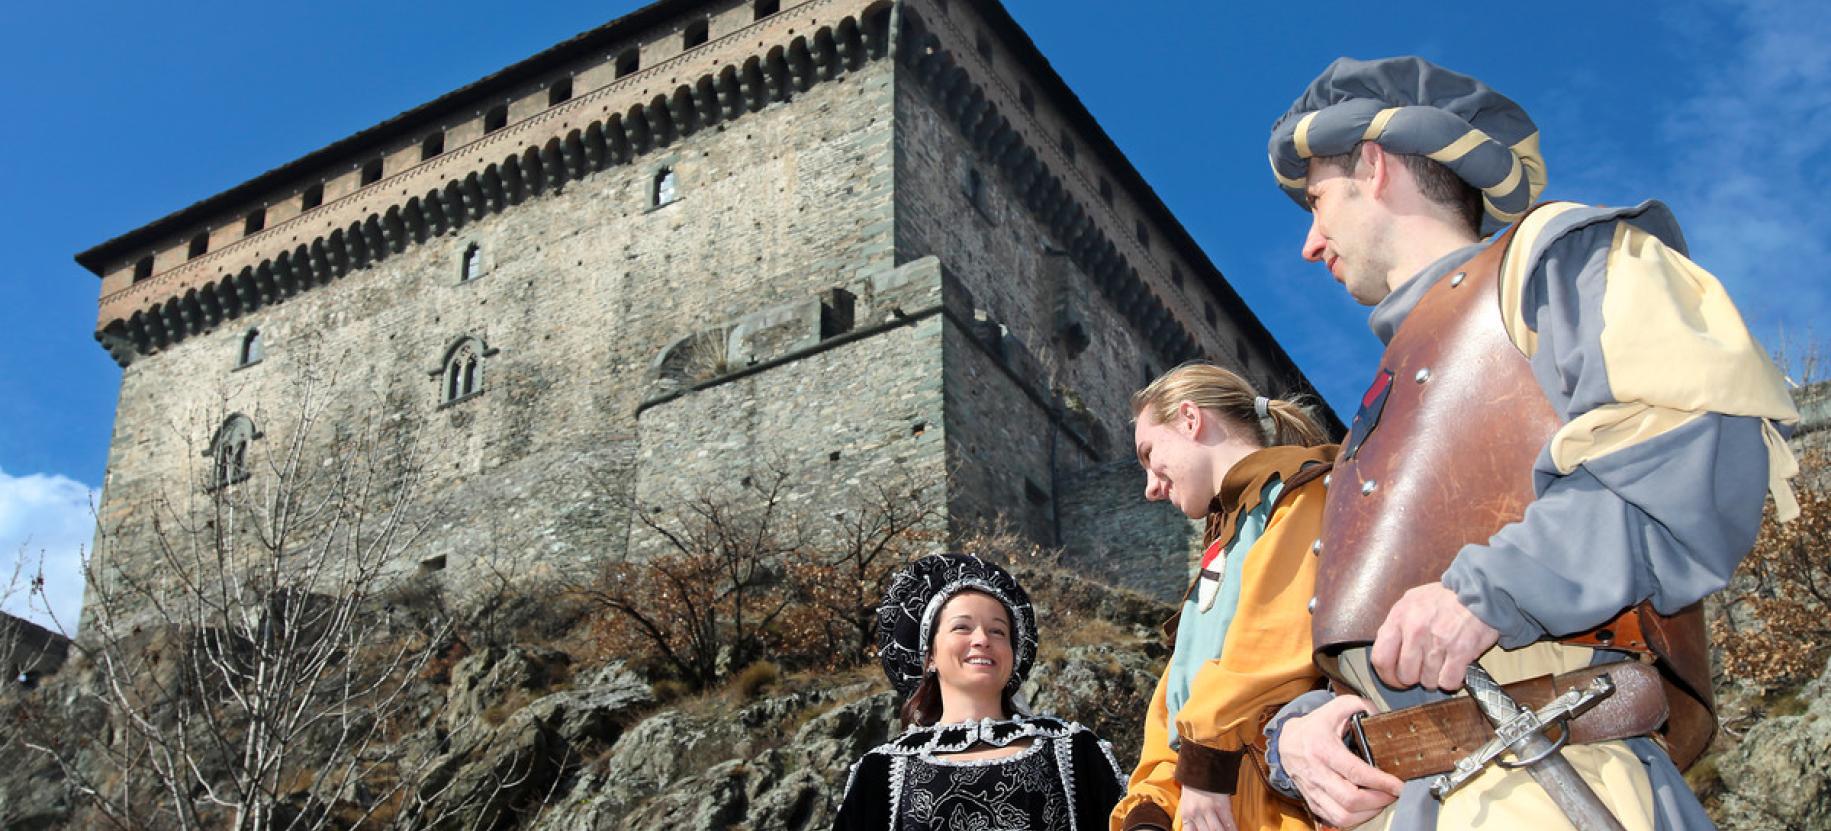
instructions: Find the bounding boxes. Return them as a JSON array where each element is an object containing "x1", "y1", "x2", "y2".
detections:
[{"x1": 1197, "y1": 538, "x2": 1226, "y2": 570}]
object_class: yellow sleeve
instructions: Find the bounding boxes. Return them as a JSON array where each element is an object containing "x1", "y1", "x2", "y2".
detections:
[
  {"x1": 1111, "y1": 662, "x2": 1180, "y2": 831},
  {"x1": 1172, "y1": 479, "x2": 1325, "y2": 764}
]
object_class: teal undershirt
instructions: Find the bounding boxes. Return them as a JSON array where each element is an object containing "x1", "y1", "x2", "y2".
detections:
[{"x1": 1165, "y1": 479, "x2": 1284, "y2": 750}]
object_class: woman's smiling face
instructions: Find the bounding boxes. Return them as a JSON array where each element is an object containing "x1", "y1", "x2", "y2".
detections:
[{"x1": 928, "y1": 590, "x2": 1015, "y2": 698}]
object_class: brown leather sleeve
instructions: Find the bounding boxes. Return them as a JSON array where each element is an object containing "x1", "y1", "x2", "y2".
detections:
[
  {"x1": 1120, "y1": 801, "x2": 1173, "y2": 831},
  {"x1": 1174, "y1": 741, "x2": 1243, "y2": 795}
]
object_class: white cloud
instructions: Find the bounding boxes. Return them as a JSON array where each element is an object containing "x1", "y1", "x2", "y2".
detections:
[
  {"x1": 0, "y1": 466, "x2": 96, "y2": 635},
  {"x1": 1655, "y1": 0, "x2": 1831, "y2": 376}
]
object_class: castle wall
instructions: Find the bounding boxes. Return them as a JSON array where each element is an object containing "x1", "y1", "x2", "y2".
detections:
[{"x1": 89, "y1": 53, "x2": 898, "y2": 617}]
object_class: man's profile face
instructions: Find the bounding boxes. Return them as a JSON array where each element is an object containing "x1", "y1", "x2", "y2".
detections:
[{"x1": 1301, "y1": 159, "x2": 1394, "y2": 306}]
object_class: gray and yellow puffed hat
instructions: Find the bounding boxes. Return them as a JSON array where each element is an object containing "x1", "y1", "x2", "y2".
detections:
[{"x1": 1268, "y1": 56, "x2": 1547, "y2": 236}]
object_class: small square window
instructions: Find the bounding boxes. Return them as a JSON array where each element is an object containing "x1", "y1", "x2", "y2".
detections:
[
  {"x1": 244, "y1": 208, "x2": 265, "y2": 235},
  {"x1": 361, "y1": 158, "x2": 384, "y2": 186},
  {"x1": 548, "y1": 77, "x2": 573, "y2": 106},
  {"x1": 615, "y1": 48, "x2": 640, "y2": 78},
  {"x1": 133, "y1": 256, "x2": 154, "y2": 282},
  {"x1": 653, "y1": 167, "x2": 679, "y2": 207},
  {"x1": 754, "y1": 0, "x2": 780, "y2": 20},
  {"x1": 422, "y1": 131, "x2": 445, "y2": 161},
  {"x1": 302, "y1": 183, "x2": 324, "y2": 211},
  {"x1": 484, "y1": 105, "x2": 508, "y2": 133},
  {"x1": 188, "y1": 232, "x2": 209, "y2": 260},
  {"x1": 684, "y1": 18, "x2": 710, "y2": 48}
]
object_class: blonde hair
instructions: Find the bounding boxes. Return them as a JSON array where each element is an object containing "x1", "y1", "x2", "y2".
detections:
[{"x1": 1130, "y1": 362, "x2": 1328, "y2": 448}]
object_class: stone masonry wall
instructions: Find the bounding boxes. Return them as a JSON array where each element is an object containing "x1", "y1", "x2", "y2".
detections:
[{"x1": 88, "y1": 54, "x2": 897, "y2": 621}]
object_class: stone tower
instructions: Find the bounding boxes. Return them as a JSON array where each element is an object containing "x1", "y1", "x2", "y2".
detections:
[{"x1": 73, "y1": 0, "x2": 1336, "y2": 611}]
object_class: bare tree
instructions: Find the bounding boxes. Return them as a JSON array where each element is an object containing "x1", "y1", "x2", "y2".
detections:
[
  {"x1": 577, "y1": 466, "x2": 808, "y2": 689},
  {"x1": 781, "y1": 475, "x2": 942, "y2": 664},
  {"x1": 19, "y1": 364, "x2": 458, "y2": 831}
]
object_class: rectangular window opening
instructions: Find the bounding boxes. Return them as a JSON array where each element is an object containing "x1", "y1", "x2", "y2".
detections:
[
  {"x1": 484, "y1": 104, "x2": 508, "y2": 133},
  {"x1": 302, "y1": 183, "x2": 324, "y2": 211},
  {"x1": 243, "y1": 208, "x2": 265, "y2": 235},
  {"x1": 188, "y1": 232, "x2": 209, "y2": 260},
  {"x1": 422, "y1": 131, "x2": 445, "y2": 161},
  {"x1": 1019, "y1": 83, "x2": 1035, "y2": 114},
  {"x1": 684, "y1": 18, "x2": 710, "y2": 48},
  {"x1": 616, "y1": 48, "x2": 641, "y2": 78},
  {"x1": 134, "y1": 256, "x2": 154, "y2": 282},
  {"x1": 549, "y1": 76, "x2": 573, "y2": 106},
  {"x1": 754, "y1": 0, "x2": 780, "y2": 20},
  {"x1": 361, "y1": 158, "x2": 384, "y2": 186}
]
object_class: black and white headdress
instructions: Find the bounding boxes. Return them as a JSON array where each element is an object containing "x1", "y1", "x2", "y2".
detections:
[{"x1": 875, "y1": 554, "x2": 1038, "y2": 699}]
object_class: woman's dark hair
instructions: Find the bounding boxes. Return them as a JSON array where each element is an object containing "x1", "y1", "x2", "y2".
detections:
[{"x1": 898, "y1": 670, "x2": 1019, "y2": 727}]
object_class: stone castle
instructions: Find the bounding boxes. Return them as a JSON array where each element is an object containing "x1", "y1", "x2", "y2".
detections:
[{"x1": 72, "y1": 0, "x2": 1337, "y2": 611}]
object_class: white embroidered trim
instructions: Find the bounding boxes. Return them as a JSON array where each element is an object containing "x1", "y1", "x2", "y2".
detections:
[{"x1": 886, "y1": 754, "x2": 908, "y2": 827}]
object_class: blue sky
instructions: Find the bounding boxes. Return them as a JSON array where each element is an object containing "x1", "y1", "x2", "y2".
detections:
[{"x1": 4, "y1": 0, "x2": 1825, "y2": 630}]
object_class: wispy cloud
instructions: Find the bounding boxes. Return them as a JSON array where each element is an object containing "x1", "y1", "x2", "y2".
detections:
[
  {"x1": 0, "y1": 467, "x2": 95, "y2": 634},
  {"x1": 1656, "y1": 0, "x2": 1831, "y2": 376}
]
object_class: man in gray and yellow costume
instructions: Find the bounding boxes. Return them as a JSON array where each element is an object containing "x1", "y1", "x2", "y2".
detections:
[{"x1": 1258, "y1": 57, "x2": 1801, "y2": 829}]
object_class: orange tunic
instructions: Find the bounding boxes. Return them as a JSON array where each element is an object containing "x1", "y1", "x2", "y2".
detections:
[{"x1": 1112, "y1": 445, "x2": 1333, "y2": 831}]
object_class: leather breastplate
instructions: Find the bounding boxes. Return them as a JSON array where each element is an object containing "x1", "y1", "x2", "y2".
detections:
[{"x1": 1312, "y1": 216, "x2": 1716, "y2": 769}]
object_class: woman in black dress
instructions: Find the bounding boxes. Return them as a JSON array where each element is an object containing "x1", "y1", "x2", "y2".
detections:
[{"x1": 835, "y1": 553, "x2": 1125, "y2": 831}]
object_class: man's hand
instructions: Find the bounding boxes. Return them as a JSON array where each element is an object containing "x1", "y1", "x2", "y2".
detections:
[
  {"x1": 1278, "y1": 696, "x2": 1404, "y2": 828},
  {"x1": 1179, "y1": 784, "x2": 1237, "y2": 831},
  {"x1": 1370, "y1": 583, "x2": 1500, "y2": 691}
]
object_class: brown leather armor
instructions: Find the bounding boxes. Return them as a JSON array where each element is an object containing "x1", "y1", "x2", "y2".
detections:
[{"x1": 1311, "y1": 215, "x2": 1717, "y2": 770}]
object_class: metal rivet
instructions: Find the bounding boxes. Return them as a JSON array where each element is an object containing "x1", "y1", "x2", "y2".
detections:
[
  {"x1": 1361, "y1": 479, "x2": 1378, "y2": 495},
  {"x1": 1323, "y1": 474, "x2": 1333, "y2": 487},
  {"x1": 1307, "y1": 596, "x2": 1318, "y2": 613},
  {"x1": 1415, "y1": 367, "x2": 1431, "y2": 384},
  {"x1": 1311, "y1": 539, "x2": 1323, "y2": 554},
  {"x1": 1450, "y1": 272, "x2": 1466, "y2": 287}
]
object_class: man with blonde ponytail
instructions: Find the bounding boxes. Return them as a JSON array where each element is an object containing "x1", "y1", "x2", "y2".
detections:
[{"x1": 1112, "y1": 363, "x2": 1335, "y2": 831}]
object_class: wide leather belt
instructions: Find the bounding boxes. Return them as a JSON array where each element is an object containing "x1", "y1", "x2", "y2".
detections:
[{"x1": 1344, "y1": 661, "x2": 1668, "y2": 781}]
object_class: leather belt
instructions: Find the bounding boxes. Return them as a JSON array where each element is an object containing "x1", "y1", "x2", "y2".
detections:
[{"x1": 1343, "y1": 661, "x2": 1668, "y2": 781}]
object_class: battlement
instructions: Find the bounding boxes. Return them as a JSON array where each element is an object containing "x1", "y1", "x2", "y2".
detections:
[
  {"x1": 73, "y1": 0, "x2": 1322, "y2": 415},
  {"x1": 76, "y1": 0, "x2": 895, "y2": 365}
]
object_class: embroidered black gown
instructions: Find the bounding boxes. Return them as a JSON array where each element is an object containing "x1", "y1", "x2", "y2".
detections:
[{"x1": 835, "y1": 715, "x2": 1125, "y2": 831}]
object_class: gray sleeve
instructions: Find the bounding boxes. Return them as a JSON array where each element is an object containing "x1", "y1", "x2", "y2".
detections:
[
  {"x1": 1262, "y1": 688, "x2": 1336, "y2": 799},
  {"x1": 1441, "y1": 214, "x2": 1770, "y2": 648}
]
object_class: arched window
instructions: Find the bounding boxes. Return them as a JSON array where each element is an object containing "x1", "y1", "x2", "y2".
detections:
[
  {"x1": 207, "y1": 414, "x2": 258, "y2": 490},
  {"x1": 460, "y1": 243, "x2": 485, "y2": 281},
  {"x1": 439, "y1": 337, "x2": 491, "y2": 403},
  {"x1": 237, "y1": 328, "x2": 264, "y2": 367},
  {"x1": 653, "y1": 167, "x2": 678, "y2": 207}
]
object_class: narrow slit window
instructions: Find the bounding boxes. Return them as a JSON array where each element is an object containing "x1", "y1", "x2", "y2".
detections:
[
  {"x1": 422, "y1": 131, "x2": 445, "y2": 160},
  {"x1": 1171, "y1": 265, "x2": 1184, "y2": 288},
  {"x1": 548, "y1": 76, "x2": 573, "y2": 106},
  {"x1": 976, "y1": 31, "x2": 993, "y2": 62},
  {"x1": 188, "y1": 232, "x2": 209, "y2": 260},
  {"x1": 461, "y1": 243, "x2": 484, "y2": 281},
  {"x1": 1099, "y1": 178, "x2": 1114, "y2": 206},
  {"x1": 653, "y1": 167, "x2": 678, "y2": 207},
  {"x1": 684, "y1": 19, "x2": 709, "y2": 49},
  {"x1": 244, "y1": 208, "x2": 265, "y2": 235},
  {"x1": 484, "y1": 105, "x2": 508, "y2": 133},
  {"x1": 1059, "y1": 131, "x2": 1075, "y2": 163},
  {"x1": 237, "y1": 328, "x2": 263, "y2": 367},
  {"x1": 1205, "y1": 303, "x2": 1217, "y2": 327},
  {"x1": 1135, "y1": 220, "x2": 1150, "y2": 249},
  {"x1": 1019, "y1": 83, "x2": 1035, "y2": 114},
  {"x1": 302, "y1": 183, "x2": 324, "y2": 211},
  {"x1": 616, "y1": 48, "x2": 640, "y2": 78}
]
